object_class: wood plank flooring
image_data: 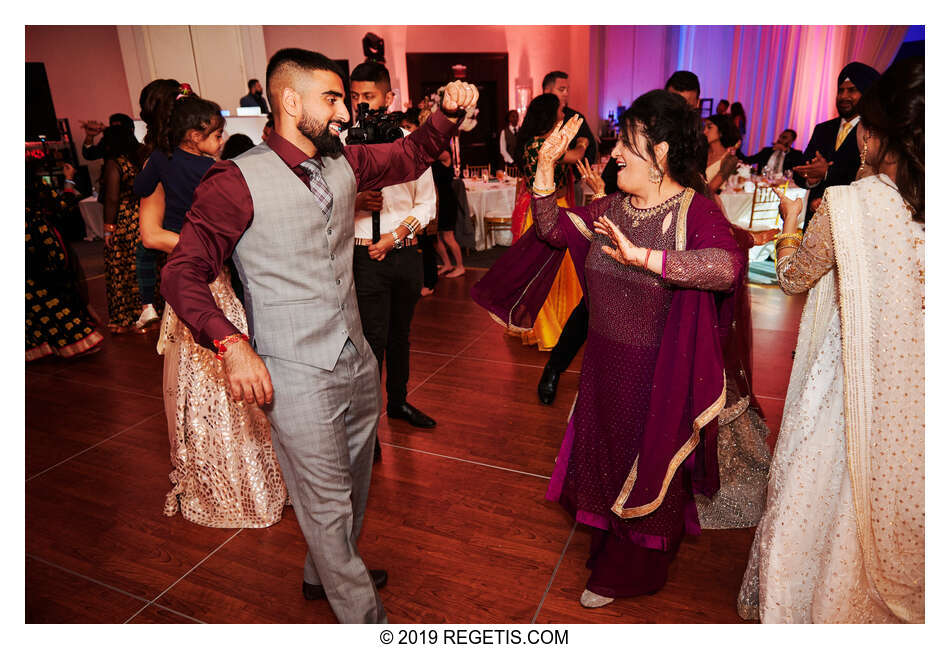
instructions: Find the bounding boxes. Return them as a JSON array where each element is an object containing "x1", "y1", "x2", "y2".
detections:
[{"x1": 25, "y1": 253, "x2": 805, "y2": 623}]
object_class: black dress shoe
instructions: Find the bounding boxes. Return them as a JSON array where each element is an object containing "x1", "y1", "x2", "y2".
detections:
[
  {"x1": 303, "y1": 569, "x2": 388, "y2": 601},
  {"x1": 537, "y1": 363, "x2": 560, "y2": 405},
  {"x1": 386, "y1": 402, "x2": 436, "y2": 428}
]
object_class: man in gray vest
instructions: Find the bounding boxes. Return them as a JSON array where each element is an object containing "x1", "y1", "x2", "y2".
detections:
[{"x1": 160, "y1": 48, "x2": 477, "y2": 623}]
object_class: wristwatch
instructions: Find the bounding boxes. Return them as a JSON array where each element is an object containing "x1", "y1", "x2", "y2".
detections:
[{"x1": 391, "y1": 230, "x2": 404, "y2": 249}]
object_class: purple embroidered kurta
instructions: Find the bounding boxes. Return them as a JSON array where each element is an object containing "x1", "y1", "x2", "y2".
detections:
[{"x1": 472, "y1": 188, "x2": 743, "y2": 552}]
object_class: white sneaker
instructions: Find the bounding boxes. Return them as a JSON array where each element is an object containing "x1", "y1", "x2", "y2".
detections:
[
  {"x1": 134, "y1": 304, "x2": 159, "y2": 329},
  {"x1": 579, "y1": 589, "x2": 614, "y2": 608}
]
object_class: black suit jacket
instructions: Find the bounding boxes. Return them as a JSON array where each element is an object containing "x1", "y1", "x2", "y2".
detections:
[
  {"x1": 741, "y1": 146, "x2": 805, "y2": 174},
  {"x1": 239, "y1": 92, "x2": 269, "y2": 114},
  {"x1": 795, "y1": 117, "x2": 861, "y2": 219},
  {"x1": 563, "y1": 107, "x2": 598, "y2": 165}
]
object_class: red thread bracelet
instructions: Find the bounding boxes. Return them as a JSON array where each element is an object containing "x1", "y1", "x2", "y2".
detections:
[{"x1": 213, "y1": 333, "x2": 248, "y2": 360}]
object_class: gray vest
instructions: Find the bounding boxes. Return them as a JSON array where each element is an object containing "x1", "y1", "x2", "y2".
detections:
[{"x1": 231, "y1": 144, "x2": 369, "y2": 371}]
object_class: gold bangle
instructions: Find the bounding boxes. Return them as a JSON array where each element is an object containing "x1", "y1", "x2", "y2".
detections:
[
  {"x1": 104, "y1": 223, "x2": 116, "y2": 232},
  {"x1": 532, "y1": 184, "x2": 556, "y2": 196},
  {"x1": 774, "y1": 232, "x2": 802, "y2": 243},
  {"x1": 592, "y1": 192, "x2": 606, "y2": 199},
  {"x1": 776, "y1": 243, "x2": 800, "y2": 252}
]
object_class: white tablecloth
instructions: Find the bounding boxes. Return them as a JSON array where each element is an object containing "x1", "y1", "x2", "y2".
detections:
[
  {"x1": 718, "y1": 185, "x2": 808, "y2": 231},
  {"x1": 79, "y1": 196, "x2": 104, "y2": 241},
  {"x1": 718, "y1": 185, "x2": 809, "y2": 278},
  {"x1": 463, "y1": 178, "x2": 517, "y2": 250}
]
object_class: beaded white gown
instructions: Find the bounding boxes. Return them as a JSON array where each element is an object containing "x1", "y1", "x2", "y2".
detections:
[{"x1": 738, "y1": 175, "x2": 924, "y2": 623}]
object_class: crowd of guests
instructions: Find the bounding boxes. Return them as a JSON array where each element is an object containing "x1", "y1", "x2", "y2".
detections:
[
  {"x1": 474, "y1": 56, "x2": 923, "y2": 622},
  {"x1": 25, "y1": 45, "x2": 923, "y2": 624}
]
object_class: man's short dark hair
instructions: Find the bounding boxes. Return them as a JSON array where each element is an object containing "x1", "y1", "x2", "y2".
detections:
[
  {"x1": 109, "y1": 113, "x2": 134, "y2": 132},
  {"x1": 266, "y1": 48, "x2": 344, "y2": 105},
  {"x1": 350, "y1": 61, "x2": 391, "y2": 92},
  {"x1": 783, "y1": 128, "x2": 797, "y2": 141},
  {"x1": 542, "y1": 71, "x2": 568, "y2": 91},
  {"x1": 664, "y1": 70, "x2": 701, "y2": 96},
  {"x1": 400, "y1": 108, "x2": 421, "y2": 127},
  {"x1": 248, "y1": 78, "x2": 260, "y2": 92}
]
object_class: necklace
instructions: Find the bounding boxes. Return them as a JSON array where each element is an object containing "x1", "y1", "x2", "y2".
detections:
[{"x1": 621, "y1": 189, "x2": 686, "y2": 228}]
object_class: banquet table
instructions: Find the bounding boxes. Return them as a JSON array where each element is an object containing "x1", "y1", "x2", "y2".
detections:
[
  {"x1": 462, "y1": 177, "x2": 517, "y2": 250},
  {"x1": 717, "y1": 183, "x2": 809, "y2": 285},
  {"x1": 79, "y1": 196, "x2": 104, "y2": 241},
  {"x1": 718, "y1": 183, "x2": 808, "y2": 231}
]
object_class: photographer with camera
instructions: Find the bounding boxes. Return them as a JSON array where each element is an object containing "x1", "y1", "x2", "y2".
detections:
[{"x1": 345, "y1": 62, "x2": 438, "y2": 430}]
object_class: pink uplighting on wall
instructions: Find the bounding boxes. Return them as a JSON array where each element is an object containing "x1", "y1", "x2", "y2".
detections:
[{"x1": 595, "y1": 25, "x2": 908, "y2": 153}]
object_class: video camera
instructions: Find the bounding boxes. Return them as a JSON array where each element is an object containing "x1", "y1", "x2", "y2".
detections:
[{"x1": 345, "y1": 102, "x2": 404, "y2": 145}]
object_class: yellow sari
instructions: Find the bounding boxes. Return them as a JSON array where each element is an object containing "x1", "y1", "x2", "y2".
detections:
[{"x1": 517, "y1": 196, "x2": 584, "y2": 350}]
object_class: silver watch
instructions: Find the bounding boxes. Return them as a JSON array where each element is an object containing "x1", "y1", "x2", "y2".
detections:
[{"x1": 391, "y1": 230, "x2": 404, "y2": 249}]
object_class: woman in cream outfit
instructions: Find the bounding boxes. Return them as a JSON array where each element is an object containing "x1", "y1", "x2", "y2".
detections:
[{"x1": 738, "y1": 57, "x2": 924, "y2": 623}]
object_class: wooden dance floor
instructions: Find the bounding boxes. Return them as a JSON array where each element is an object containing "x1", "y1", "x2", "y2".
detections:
[{"x1": 25, "y1": 257, "x2": 805, "y2": 623}]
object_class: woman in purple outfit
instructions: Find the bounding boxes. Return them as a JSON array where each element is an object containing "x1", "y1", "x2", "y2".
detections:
[{"x1": 472, "y1": 90, "x2": 744, "y2": 607}]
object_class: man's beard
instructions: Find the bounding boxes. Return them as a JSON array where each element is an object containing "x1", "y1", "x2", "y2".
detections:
[
  {"x1": 837, "y1": 100, "x2": 858, "y2": 120},
  {"x1": 298, "y1": 109, "x2": 344, "y2": 158}
]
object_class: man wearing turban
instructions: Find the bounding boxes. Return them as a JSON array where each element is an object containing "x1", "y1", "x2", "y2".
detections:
[{"x1": 792, "y1": 61, "x2": 881, "y2": 229}]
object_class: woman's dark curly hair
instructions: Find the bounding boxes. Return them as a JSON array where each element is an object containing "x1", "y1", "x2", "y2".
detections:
[
  {"x1": 704, "y1": 113, "x2": 741, "y2": 149},
  {"x1": 857, "y1": 56, "x2": 924, "y2": 223},
  {"x1": 164, "y1": 94, "x2": 224, "y2": 155},
  {"x1": 138, "y1": 78, "x2": 180, "y2": 158},
  {"x1": 620, "y1": 90, "x2": 708, "y2": 196},
  {"x1": 515, "y1": 93, "x2": 561, "y2": 167}
]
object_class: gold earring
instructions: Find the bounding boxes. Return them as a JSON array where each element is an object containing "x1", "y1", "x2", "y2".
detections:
[
  {"x1": 857, "y1": 135, "x2": 869, "y2": 176},
  {"x1": 648, "y1": 166, "x2": 663, "y2": 184}
]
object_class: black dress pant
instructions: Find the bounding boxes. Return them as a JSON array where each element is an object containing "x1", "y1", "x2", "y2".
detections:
[
  {"x1": 353, "y1": 245, "x2": 423, "y2": 408},
  {"x1": 418, "y1": 232, "x2": 439, "y2": 290},
  {"x1": 548, "y1": 301, "x2": 588, "y2": 373}
]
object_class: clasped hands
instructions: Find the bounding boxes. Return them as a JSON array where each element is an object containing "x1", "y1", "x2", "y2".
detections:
[
  {"x1": 80, "y1": 120, "x2": 106, "y2": 136},
  {"x1": 792, "y1": 151, "x2": 833, "y2": 184}
]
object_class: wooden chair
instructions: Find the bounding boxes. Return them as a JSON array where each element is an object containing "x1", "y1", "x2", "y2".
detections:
[
  {"x1": 504, "y1": 165, "x2": 520, "y2": 178},
  {"x1": 484, "y1": 210, "x2": 512, "y2": 247},
  {"x1": 465, "y1": 164, "x2": 491, "y2": 179},
  {"x1": 749, "y1": 182, "x2": 783, "y2": 229}
]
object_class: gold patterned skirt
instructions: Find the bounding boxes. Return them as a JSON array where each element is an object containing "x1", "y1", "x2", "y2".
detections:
[
  {"x1": 694, "y1": 383, "x2": 771, "y2": 530},
  {"x1": 157, "y1": 271, "x2": 287, "y2": 528}
]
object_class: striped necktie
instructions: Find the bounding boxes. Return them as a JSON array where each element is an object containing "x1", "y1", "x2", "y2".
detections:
[
  {"x1": 298, "y1": 158, "x2": 333, "y2": 220},
  {"x1": 835, "y1": 120, "x2": 854, "y2": 151}
]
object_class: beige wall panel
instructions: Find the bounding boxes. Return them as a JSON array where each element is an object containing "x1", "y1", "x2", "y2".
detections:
[
  {"x1": 144, "y1": 26, "x2": 201, "y2": 92},
  {"x1": 190, "y1": 26, "x2": 249, "y2": 113}
]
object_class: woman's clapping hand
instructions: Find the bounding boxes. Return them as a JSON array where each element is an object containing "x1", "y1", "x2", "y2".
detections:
[
  {"x1": 538, "y1": 115, "x2": 584, "y2": 169},
  {"x1": 576, "y1": 159, "x2": 605, "y2": 196}
]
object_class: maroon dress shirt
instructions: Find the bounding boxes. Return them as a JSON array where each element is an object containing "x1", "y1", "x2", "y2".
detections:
[{"x1": 161, "y1": 110, "x2": 459, "y2": 349}]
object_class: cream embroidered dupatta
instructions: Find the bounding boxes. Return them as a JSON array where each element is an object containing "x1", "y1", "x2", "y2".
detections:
[
  {"x1": 775, "y1": 176, "x2": 925, "y2": 622},
  {"x1": 825, "y1": 176, "x2": 924, "y2": 622}
]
